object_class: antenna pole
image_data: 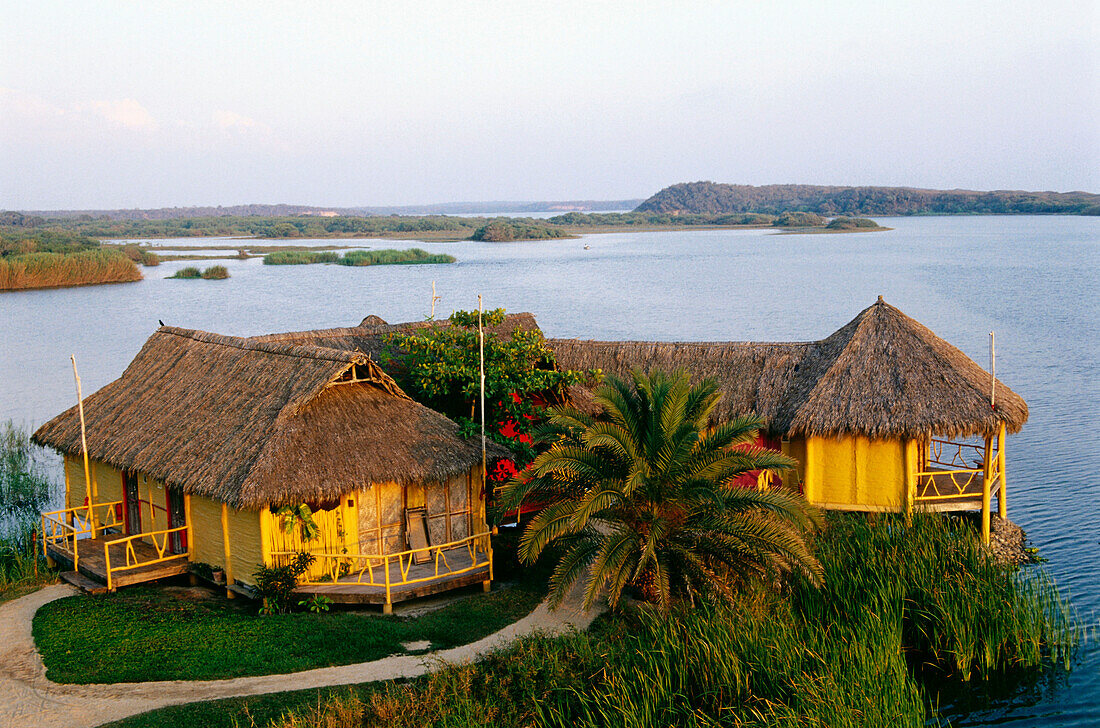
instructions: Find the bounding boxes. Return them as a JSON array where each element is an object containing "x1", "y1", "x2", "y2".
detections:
[
  {"x1": 989, "y1": 331, "x2": 996, "y2": 409},
  {"x1": 478, "y1": 295, "x2": 486, "y2": 483},
  {"x1": 71, "y1": 355, "x2": 94, "y2": 528}
]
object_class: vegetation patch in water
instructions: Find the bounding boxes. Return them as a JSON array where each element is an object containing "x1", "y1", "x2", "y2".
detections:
[
  {"x1": 169, "y1": 265, "x2": 228, "y2": 279},
  {"x1": 263, "y1": 248, "x2": 454, "y2": 266}
]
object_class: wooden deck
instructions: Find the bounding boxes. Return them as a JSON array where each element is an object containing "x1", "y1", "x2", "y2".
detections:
[
  {"x1": 294, "y1": 545, "x2": 491, "y2": 605},
  {"x1": 914, "y1": 469, "x2": 1001, "y2": 512},
  {"x1": 45, "y1": 534, "x2": 190, "y2": 589}
]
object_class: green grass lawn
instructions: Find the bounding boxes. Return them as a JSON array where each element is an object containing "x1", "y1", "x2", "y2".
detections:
[{"x1": 34, "y1": 580, "x2": 543, "y2": 684}]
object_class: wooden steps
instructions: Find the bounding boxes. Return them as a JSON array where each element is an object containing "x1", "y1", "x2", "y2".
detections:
[{"x1": 60, "y1": 571, "x2": 108, "y2": 595}]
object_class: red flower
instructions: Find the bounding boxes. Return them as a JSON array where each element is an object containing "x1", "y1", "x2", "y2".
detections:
[
  {"x1": 490, "y1": 459, "x2": 518, "y2": 482},
  {"x1": 517, "y1": 433, "x2": 532, "y2": 445},
  {"x1": 509, "y1": 392, "x2": 522, "y2": 404},
  {"x1": 499, "y1": 419, "x2": 519, "y2": 438}
]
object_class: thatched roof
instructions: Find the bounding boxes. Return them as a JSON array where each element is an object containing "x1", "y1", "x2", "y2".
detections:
[
  {"x1": 33, "y1": 327, "x2": 490, "y2": 509},
  {"x1": 548, "y1": 298, "x2": 1028, "y2": 439}
]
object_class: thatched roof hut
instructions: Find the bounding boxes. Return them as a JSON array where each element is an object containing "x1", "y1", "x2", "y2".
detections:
[
  {"x1": 33, "y1": 327, "x2": 489, "y2": 509},
  {"x1": 548, "y1": 298, "x2": 1028, "y2": 440}
]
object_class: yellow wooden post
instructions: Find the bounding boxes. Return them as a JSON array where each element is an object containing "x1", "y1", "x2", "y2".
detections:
[
  {"x1": 63, "y1": 462, "x2": 72, "y2": 527},
  {"x1": 221, "y1": 503, "x2": 235, "y2": 599},
  {"x1": 91, "y1": 467, "x2": 99, "y2": 535},
  {"x1": 803, "y1": 437, "x2": 817, "y2": 505},
  {"x1": 259, "y1": 508, "x2": 273, "y2": 567},
  {"x1": 104, "y1": 542, "x2": 113, "y2": 591},
  {"x1": 904, "y1": 439, "x2": 917, "y2": 519},
  {"x1": 383, "y1": 553, "x2": 393, "y2": 614},
  {"x1": 145, "y1": 477, "x2": 153, "y2": 536},
  {"x1": 71, "y1": 356, "x2": 94, "y2": 530},
  {"x1": 997, "y1": 423, "x2": 1007, "y2": 519},
  {"x1": 981, "y1": 434, "x2": 993, "y2": 545}
]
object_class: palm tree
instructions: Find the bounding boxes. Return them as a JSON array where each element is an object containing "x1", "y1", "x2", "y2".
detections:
[{"x1": 496, "y1": 368, "x2": 822, "y2": 612}]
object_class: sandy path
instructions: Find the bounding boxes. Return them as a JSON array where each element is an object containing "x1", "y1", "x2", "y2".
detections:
[{"x1": 0, "y1": 584, "x2": 599, "y2": 728}]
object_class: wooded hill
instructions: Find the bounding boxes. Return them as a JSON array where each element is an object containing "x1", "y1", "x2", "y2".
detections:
[{"x1": 636, "y1": 182, "x2": 1100, "y2": 216}]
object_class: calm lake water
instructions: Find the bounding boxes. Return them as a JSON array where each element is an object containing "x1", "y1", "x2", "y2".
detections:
[{"x1": 1, "y1": 215, "x2": 1097, "y2": 725}]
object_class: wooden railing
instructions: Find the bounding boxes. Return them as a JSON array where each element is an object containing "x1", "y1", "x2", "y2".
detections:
[
  {"x1": 273, "y1": 532, "x2": 493, "y2": 608},
  {"x1": 41, "y1": 501, "x2": 124, "y2": 572},
  {"x1": 102, "y1": 526, "x2": 190, "y2": 591},
  {"x1": 927, "y1": 438, "x2": 986, "y2": 470}
]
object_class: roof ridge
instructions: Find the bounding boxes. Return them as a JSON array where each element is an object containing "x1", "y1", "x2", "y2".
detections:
[
  {"x1": 159, "y1": 326, "x2": 364, "y2": 364},
  {"x1": 548, "y1": 338, "x2": 816, "y2": 347}
]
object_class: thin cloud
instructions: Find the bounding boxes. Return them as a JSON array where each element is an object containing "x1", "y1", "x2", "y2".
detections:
[
  {"x1": 89, "y1": 98, "x2": 157, "y2": 131},
  {"x1": 212, "y1": 109, "x2": 258, "y2": 131}
]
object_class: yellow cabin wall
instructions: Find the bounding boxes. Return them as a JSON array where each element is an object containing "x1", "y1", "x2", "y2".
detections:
[
  {"x1": 64, "y1": 455, "x2": 88, "y2": 509},
  {"x1": 803, "y1": 435, "x2": 910, "y2": 511},
  {"x1": 188, "y1": 495, "x2": 226, "y2": 568},
  {"x1": 224, "y1": 507, "x2": 263, "y2": 586}
]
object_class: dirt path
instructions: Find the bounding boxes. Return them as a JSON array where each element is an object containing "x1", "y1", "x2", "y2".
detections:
[{"x1": 0, "y1": 584, "x2": 600, "y2": 728}]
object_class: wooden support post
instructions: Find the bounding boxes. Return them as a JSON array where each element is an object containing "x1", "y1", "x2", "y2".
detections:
[
  {"x1": 482, "y1": 580, "x2": 491, "y2": 592},
  {"x1": 63, "y1": 462, "x2": 72, "y2": 524},
  {"x1": 803, "y1": 438, "x2": 817, "y2": 505},
  {"x1": 221, "y1": 503, "x2": 235, "y2": 599},
  {"x1": 71, "y1": 356, "x2": 94, "y2": 530},
  {"x1": 185, "y1": 493, "x2": 194, "y2": 559},
  {"x1": 981, "y1": 434, "x2": 993, "y2": 545},
  {"x1": 998, "y1": 423, "x2": 1008, "y2": 519},
  {"x1": 904, "y1": 439, "x2": 917, "y2": 520}
]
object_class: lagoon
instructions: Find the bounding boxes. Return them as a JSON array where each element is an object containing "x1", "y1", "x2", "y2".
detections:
[{"x1": 1, "y1": 215, "x2": 1097, "y2": 726}]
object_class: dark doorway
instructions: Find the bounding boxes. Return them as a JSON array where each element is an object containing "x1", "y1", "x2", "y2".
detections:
[
  {"x1": 122, "y1": 471, "x2": 141, "y2": 535},
  {"x1": 166, "y1": 487, "x2": 188, "y2": 554}
]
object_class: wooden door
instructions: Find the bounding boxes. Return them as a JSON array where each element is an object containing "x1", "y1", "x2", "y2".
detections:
[
  {"x1": 166, "y1": 487, "x2": 187, "y2": 553},
  {"x1": 357, "y1": 483, "x2": 405, "y2": 555},
  {"x1": 122, "y1": 471, "x2": 141, "y2": 535}
]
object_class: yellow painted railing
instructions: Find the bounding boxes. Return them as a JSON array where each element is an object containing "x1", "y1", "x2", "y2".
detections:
[
  {"x1": 914, "y1": 467, "x2": 985, "y2": 500},
  {"x1": 102, "y1": 526, "x2": 190, "y2": 591},
  {"x1": 41, "y1": 501, "x2": 123, "y2": 572},
  {"x1": 273, "y1": 532, "x2": 493, "y2": 608}
]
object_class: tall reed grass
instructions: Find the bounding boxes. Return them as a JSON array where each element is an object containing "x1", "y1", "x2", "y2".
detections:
[
  {"x1": 267, "y1": 512, "x2": 1078, "y2": 728},
  {"x1": 0, "y1": 250, "x2": 142, "y2": 291},
  {"x1": 0, "y1": 423, "x2": 55, "y2": 600}
]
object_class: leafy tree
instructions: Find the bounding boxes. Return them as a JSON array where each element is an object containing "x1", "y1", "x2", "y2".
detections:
[
  {"x1": 387, "y1": 309, "x2": 596, "y2": 480},
  {"x1": 496, "y1": 369, "x2": 822, "y2": 612}
]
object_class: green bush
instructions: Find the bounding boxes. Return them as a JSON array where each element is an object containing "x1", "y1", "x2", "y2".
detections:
[
  {"x1": 140, "y1": 251, "x2": 160, "y2": 266},
  {"x1": 826, "y1": 216, "x2": 880, "y2": 230},
  {"x1": 471, "y1": 221, "x2": 570, "y2": 242},
  {"x1": 253, "y1": 551, "x2": 315, "y2": 614},
  {"x1": 773, "y1": 211, "x2": 827, "y2": 227},
  {"x1": 201, "y1": 265, "x2": 229, "y2": 280},
  {"x1": 169, "y1": 266, "x2": 201, "y2": 279}
]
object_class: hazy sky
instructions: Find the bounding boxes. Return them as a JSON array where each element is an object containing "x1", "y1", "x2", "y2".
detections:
[{"x1": 2, "y1": 1, "x2": 1097, "y2": 209}]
